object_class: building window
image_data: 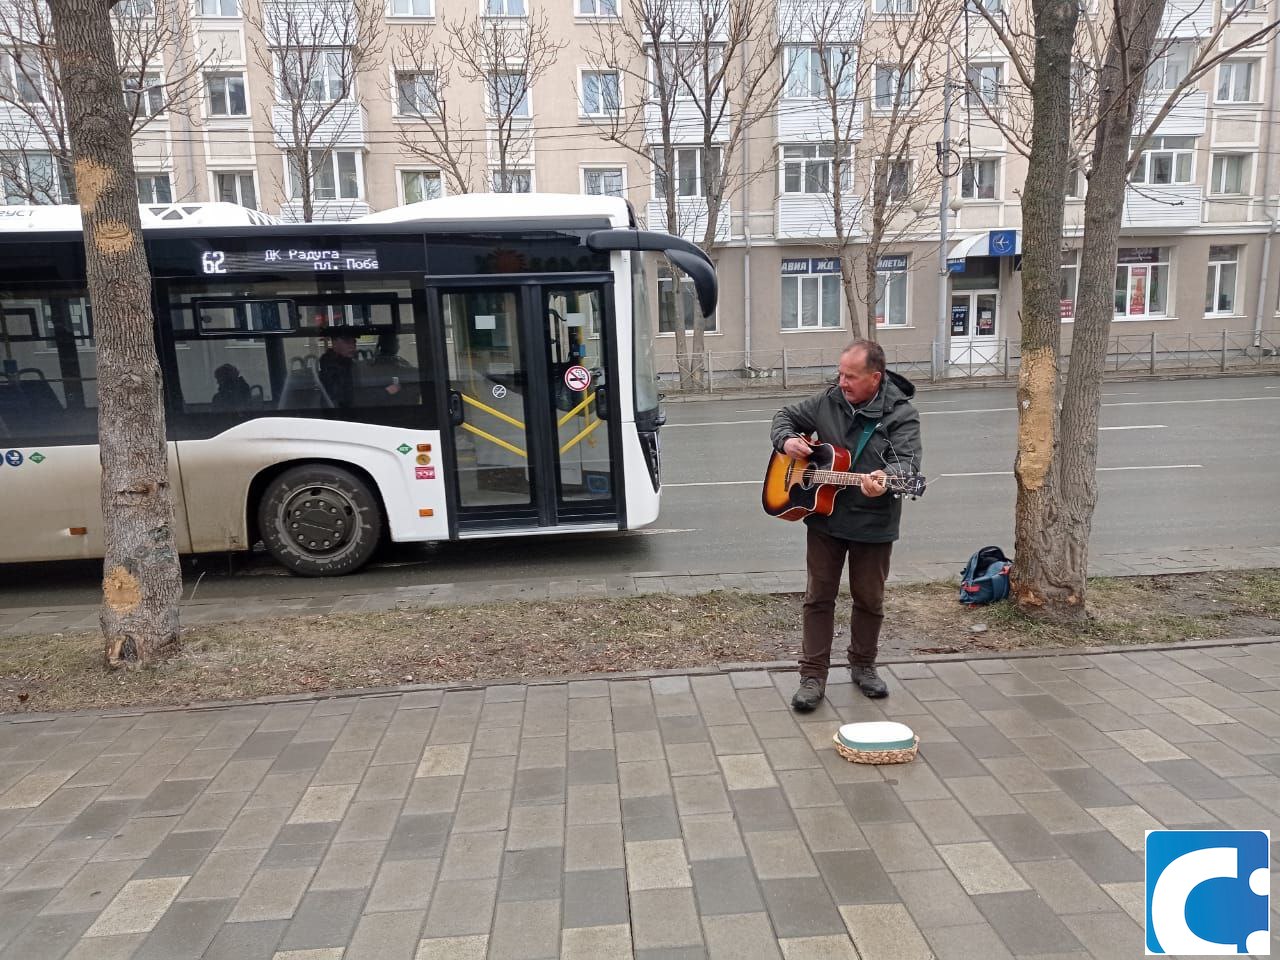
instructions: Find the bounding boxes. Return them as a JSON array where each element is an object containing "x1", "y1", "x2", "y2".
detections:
[
  {"x1": 401, "y1": 169, "x2": 442, "y2": 203},
  {"x1": 279, "y1": 50, "x2": 348, "y2": 103},
  {"x1": 960, "y1": 158, "x2": 999, "y2": 199},
  {"x1": 965, "y1": 63, "x2": 1002, "y2": 107},
  {"x1": 580, "y1": 70, "x2": 620, "y2": 116},
  {"x1": 782, "y1": 144, "x2": 850, "y2": 194},
  {"x1": 1205, "y1": 245, "x2": 1239, "y2": 315},
  {"x1": 874, "y1": 254, "x2": 908, "y2": 327},
  {"x1": 492, "y1": 169, "x2": 532, "y2": 193},
  {"x1": 1065, "y1": 160, "x2": 1082, "y2": 198},
  {"x1": 658, "y1": 263, "x2": 717, "y2": 333},
  {"x1": 488, "y1": 72, "x2": 530, "y2": 117},
  {"x1": 583, "y1": 167, "x2": 624, "y2": 196},
  {"x1": 389, "y1": 0, "x2": 432, "y2": 14},
  {"x1": 1217, "y1": 60, "x2": 1256, "y2": 102},
  {"x1": 1146, "y1": 40, "x2": 1194, "y2": 92},
  {"x1": 1, "y1": 151, "x2": 69, "y2": 204},
  {"x1": 395, "y1": 71, "x2": 438, "y2": 117},
  {"x1": 1210, "y1": 153, "x2": 1249, "y2": 195},
  {"x1": 577, "y1": 0, "x2": 618, "y2": 16},
  {"x1": 289, "y1": 150, "x2": 361, "y2": 201},
  {"x1": 782, "y1": 45, "x2": 855, "y2": 99},
  {"x1": 872, "y1": 160, "x2": 911, "y2": 201},
  {"x1": 124, "y1": 72, "x2": 165, "y2": 118},
  {"x1": 136, "y1": 173, "x2": 172, "y2": 204},
  {"x1": 966, "y1": 0, "x2": 1001, "y2": 11},
  {"x1": 215, "y1": 171, "x2": 257, "y2": 208},
  {"x1": 485, "y1": 0, "x2": 525, "y2": 15},
  {"x1": 1130, "y1": 135, "x2": 1194, "y2": 185},
  {"x1": 1, "y1": 49, "x2": 45, "y2": 104},
  {"x1": 198, "y1": 0, "x2": 238, "y2": 15},
  {"x1": 118, "y1": 0, "x2": 154, "y2": 15},
  {"x1": 653, "y1": 146, "x2": 718, "y2": 198},
  {"x1": 872, "y1": 0, "x2": 914, "y2": 13},
  {"x1": 1060, "y1": 248, "x2": 1078, "y2": 319},
  {"x1": 206, "y1": 73, "x2": 247, "y2": 116},
  {"x1": 1114, "y1": 247, "x2": 1169, "y2": 318},
  {"x1": 873, "y1": 65, "x2": 912, "y2": 110},
  {"x1": 781, "y1": 260, "x2": 842, "y2": 331}
]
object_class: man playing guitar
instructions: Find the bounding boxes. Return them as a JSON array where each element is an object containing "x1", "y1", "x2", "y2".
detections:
[{"x1": 770, "y1": 339, "x2": 923, "y2": 710}]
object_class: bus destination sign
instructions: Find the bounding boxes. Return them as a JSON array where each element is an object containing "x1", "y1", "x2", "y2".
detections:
[{"x1": 201, "y1": 247, "x2": 381, "y2": 275}]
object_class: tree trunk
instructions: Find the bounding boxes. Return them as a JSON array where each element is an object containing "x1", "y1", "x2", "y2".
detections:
[
  {"x1": 49, "y1": 0, "x2": 181, "y2": 665},
  {"x1": 1053, "y1": 0, "x2": 1167, "y2": 607},
  {"x1": 842, "y1": 255, "x2": 863, "y2": 341},
  {"x1": 1011, "y1": 0, "x2": 1079, "y2": 617}
]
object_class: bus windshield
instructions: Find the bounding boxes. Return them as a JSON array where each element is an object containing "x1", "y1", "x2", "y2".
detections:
[{"x1": 632, "y1": 252, "x2": 659, "y2": 419}]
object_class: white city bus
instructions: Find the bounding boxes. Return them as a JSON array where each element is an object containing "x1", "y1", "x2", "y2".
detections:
[{"x1": 0, "y1": 194, "x2": 716, "y2": 575}]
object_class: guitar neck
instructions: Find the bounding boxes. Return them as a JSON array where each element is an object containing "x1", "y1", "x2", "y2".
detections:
[{"x1": 809, "y1": 469, "x2": 885, "y2": 487}]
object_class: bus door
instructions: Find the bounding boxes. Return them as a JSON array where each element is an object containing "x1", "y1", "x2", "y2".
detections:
[{"x1": 432, "y1": 280, "x2": 620, "y2": 532}]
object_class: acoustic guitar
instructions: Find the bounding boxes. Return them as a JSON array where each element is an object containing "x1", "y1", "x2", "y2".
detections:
[{"x1": 762, "y1": 442, "x2": 927, "y2": 521}]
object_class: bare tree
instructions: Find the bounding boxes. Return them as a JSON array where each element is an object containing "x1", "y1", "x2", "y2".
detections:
[
  {"x1": 244, "y1": 0, "x2": 384, "y2": 222},
  {"x1": 47, "y1": 0, "x2": 181, "y2": 665},
  {"x1": 585, "y1": 0, "x2": 780, "y2": 386},
  {"x1": 799, "y1": 0, "x2": 951, "y2": 340},
  {"x1": 435, "y1": 10, "x2": 565, "y2": 193},
  {"x1": 1, "y1": 0, "x2": 209, "y2": 204},
  {"x1": 984, "y1": 0, "x2": 1280, "y2": 619},
  {"x1": 389, "y1": 34, "x2": 478, "y2": 195}
]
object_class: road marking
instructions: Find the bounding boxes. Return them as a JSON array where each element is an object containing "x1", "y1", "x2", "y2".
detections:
[
  {"x1": 1099, "y1": 424, "x2": 1167, "y2": 431},
  {"x1": 938, "y1": 464, "x2": 1202, "y2": 478},
  {"x1": 669, "y1": 396, "x2": 1277, "y2": 428},
  {"x1": 628, "y1": 527, "x2": 699, "y2": 535},
  {"x1": 664, "y1": 480, "x2": 759, "y2": 487},
  {"x1": 665, "y1": 420, "x2": 772, "y2": 427},
  {"x1": 1102, "y1": 392, "x2": 1141, "y2": 397},
  {"x1": 669, "y1": 463, "x2": 1203, "y2": 486}
]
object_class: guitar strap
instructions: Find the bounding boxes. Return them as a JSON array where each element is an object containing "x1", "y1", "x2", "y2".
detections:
[{"x1": 852, "y1": 420, "x2": 879, "y2": 466}]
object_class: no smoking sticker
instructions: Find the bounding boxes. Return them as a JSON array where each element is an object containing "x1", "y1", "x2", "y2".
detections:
[{"x1": 564, "y1": 365, "x2": 591, "y2": 392}]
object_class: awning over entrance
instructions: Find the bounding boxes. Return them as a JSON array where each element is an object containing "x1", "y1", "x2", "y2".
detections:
[{"x1": 947, "y1": 229, "x2": 1020, "y2": 271}]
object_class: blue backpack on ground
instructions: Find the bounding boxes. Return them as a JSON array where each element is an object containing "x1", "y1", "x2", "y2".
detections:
[{"x1": 959, "y1": 546, "x2": 1012, "y2": 605}]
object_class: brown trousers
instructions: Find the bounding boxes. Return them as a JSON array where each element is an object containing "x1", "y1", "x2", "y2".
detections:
[{"x1": 800, "y1": 526, "x2": 893, "y2": 681}]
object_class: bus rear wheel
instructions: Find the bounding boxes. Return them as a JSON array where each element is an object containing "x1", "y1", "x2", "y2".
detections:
[{"x1": 258, "y1": 465, "x2": 382, "y2": 576}]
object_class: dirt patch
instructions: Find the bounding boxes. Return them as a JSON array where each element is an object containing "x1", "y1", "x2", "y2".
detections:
[{"x1": 2, "y1": 570, "x2": 1277, "y2": 714}]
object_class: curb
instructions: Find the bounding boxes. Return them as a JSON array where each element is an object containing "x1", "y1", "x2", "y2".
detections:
[{"x1": 2, "y1": 632, "x2": 1274, "y2": 726}]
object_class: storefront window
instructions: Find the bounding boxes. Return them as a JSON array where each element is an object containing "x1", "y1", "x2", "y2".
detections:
[
  {"x1": 1205, "y1": 245, "x2": 1239, "y2": 315},
  {"x1": 1114, "y1": 247, "x2": 1169, "y2": 318},
  {"x1": 874, "y1": 253, "x2": 908, "y2": 326},
  {"x1": 780, "y1": 258, "x2": 842, "y2": 330}
]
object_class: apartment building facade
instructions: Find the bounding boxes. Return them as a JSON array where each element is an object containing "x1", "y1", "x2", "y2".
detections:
[{"x1": 1, "y1": 0, "x2": 1276, "y2": 371}]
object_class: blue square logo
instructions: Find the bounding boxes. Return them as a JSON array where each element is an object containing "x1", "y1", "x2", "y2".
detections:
[{"x1": 1146, "y1": 829, "x2": 1270, "y2": 955}]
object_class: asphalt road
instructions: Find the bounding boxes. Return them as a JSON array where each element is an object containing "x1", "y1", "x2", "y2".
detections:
[{"x1": 3, "y1": 373, "x2": 1278, "y2": 608}]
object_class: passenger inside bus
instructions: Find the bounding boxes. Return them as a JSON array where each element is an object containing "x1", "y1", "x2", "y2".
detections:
[
  {"x1": 319, "y1": 332, "x2": 404, "y2": 408},
  {"x1": 210, "y1": 363, "x2": 254, "y2": 410}
]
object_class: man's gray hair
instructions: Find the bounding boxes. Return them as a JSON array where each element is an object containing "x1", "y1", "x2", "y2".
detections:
[{"x1": 842, "y1": 338, "x2": 886, "y2": 375}]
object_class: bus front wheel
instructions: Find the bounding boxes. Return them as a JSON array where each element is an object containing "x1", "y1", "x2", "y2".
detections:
[{"x1": 258, "y1": 465, "x2": 383, "y2": 576}]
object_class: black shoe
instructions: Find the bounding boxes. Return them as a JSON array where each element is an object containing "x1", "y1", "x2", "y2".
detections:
[
  {"x1": 791, "y1": 677, "x2": 825, "y2": 712},
  {"x1": 852, "y1": 665, "x2": 888, "y2": 699}
]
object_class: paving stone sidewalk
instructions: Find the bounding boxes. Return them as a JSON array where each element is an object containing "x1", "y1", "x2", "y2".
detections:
[{"x1": 1, "y1": 641, "x2": 1279, "y2": 959}]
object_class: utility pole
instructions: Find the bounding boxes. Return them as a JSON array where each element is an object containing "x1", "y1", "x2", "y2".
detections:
[{"x1": 934, "y1": 44, "x2": 953, "y2": 379}]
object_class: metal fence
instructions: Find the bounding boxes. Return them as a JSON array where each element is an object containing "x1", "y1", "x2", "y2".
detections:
[{"x1": 656, "y1": 329, "x2": 1280, "y2": 393}]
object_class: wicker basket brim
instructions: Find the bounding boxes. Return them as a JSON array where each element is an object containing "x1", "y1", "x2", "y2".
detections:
[{"x1": 833, "y1": 733, "x2": 919, "y2": 764}]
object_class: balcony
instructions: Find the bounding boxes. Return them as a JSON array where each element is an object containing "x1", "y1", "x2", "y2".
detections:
[
  {"x1": 271, "y1": 100, "x2": 366, "y2": 148},
  {"x1": 643, "y1": 100, "x2": 724, "y2": 144},
  {"x1": 776, "y1": 98, "x2": 862, "y2": 143},
  {"x1": 1122, "y1": 184, "x2": 1202, "y2": 227},
  {"x1": 279, "y1": 199, "x2": 372, "y2": 222},
  {"x1": 776, "y1": 193, "x2": 863, "y2": 240},
  {"x1": 1161, "y1": 0, "x2": 1212, "y2": 36},
  {"x1": 1137, "y1": 89, "x2": 1207, "y2": 137},
  {"x1": 645, "y1": 197, "x2": 730, "y2": 242}
]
